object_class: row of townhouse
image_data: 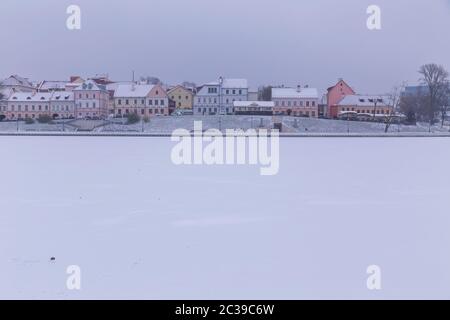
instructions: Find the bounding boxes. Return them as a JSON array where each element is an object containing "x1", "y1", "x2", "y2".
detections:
[
  {"x1": 0, "y1": 77, "x2": 171, "y2": 120},
  {"x1": 1, "y1": 74, "x2": 398, "y2": 121},
  {"x1": 1, "y1": 79, "x2": 110, "y2": 120}
]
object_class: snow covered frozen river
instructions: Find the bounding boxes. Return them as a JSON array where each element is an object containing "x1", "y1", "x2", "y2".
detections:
[{"x1": 1, "y1": 136, "x2": 450, "y2": 299}]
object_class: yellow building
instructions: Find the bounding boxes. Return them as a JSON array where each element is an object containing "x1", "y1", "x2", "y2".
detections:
[{"x1": 167, "y1": 85, "x2": 194, "y2": 110}]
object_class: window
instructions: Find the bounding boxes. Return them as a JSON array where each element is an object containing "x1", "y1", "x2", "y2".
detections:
[
  {"x1": 149, "y1": 100, "x2": 153, "y2": 105},
  {"x1": 160, "y1": 100, "x2": 164, "y2": 106},
  {"x1": 118, "y1": 99, "x2": 122, "y2": 105},
  {"x1": 126, "y1": 99, "x2": 129, "y2": 105},
  {"x1": 155, "y1": 100, "x2": 159, "y2": 106}
]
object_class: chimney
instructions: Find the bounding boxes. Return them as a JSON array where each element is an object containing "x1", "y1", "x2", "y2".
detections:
[{"x1": 131, "y1": 71, "x2": 135, "y2": 91}]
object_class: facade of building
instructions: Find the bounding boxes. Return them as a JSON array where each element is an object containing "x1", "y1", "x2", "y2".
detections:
[
  {"x1": 334, "y1": 95, "x2": 394, "y2": 120},
  {"x1": 194, "y1": 78, "x2": 248, "y2": 115},
  {"x1": 272, "y1": 87, "x2": 319, "y2": 117},
  {"x1": 327, "y1": 79, "x2": 356, "y2": 118},
  {"x1": 114, "y1": 84, "x2": 169, "y2": 117},
  {"x1": 167, "y1": 85, "x2": 194, "y2": 110},
  {"x1": 5, "y1": 92, "x2": 53, "y2": 120},
  {"x1": 50, "y1": 92, "x2": 75, "y2": 119},
  {"x1": 73, "y1": 80, "x2": 110, "y2": 119},
  {"x1": 233, "y1": 101, "x2": 274, "y2": 115}
]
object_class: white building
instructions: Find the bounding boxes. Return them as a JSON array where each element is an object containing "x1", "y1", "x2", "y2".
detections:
[
  {"x1": 233, "y1": 101, "x2": 274, "y2": 115},
  {"x1": 50, "y1": 92, "x2": 75, "y2": 119},
  {"x1": 194, "y1": 78, "x2": 248, "y2": 115}
]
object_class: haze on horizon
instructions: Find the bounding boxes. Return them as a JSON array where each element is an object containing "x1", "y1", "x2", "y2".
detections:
[{"x1": 0, "y1": 0, "x2": 449, "y2": 94}]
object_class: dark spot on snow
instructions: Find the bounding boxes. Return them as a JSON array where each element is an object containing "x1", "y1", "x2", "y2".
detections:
[{"x1": 50, "y1": 257, "x2": 56, "y2": 262}]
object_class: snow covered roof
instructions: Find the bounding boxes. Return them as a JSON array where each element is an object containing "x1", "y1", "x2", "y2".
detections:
[
  {"x1": 233, "y1": 101, "x2": 274, "y2": 107},
  {"x1": 337, "y1": 95, "x2": 391, "y2": 107},
  {"x1": 202, "y1": 78, "x2": 248, "y2": 89},
  {"x1": 0, "y1": 88, "x2": 14, "y2": 100},
  {"x1": 73, "y1": 80, "x2": 107, "y2": 91},
  {"x1": 272, "y1": 87, "x2": 319, "y2": 99},
  {"x1": 0, "y1": 75, "x2": 34, "y2": 88},
  {"x1": 222, "y1": 79, "x2": 248, "y2": 89},
  {"x1": 38, "y1": 80, "x2": 69, "y2": 91},
  {"x1": 51, "y1": 92, "x2": 74, "y2": 101},
  {"x1": 9, "y1": 92, "x2": 53, "y2": 102},
  {"x1": 114, "y1": 84, "x2": 155, "y2": 98}
]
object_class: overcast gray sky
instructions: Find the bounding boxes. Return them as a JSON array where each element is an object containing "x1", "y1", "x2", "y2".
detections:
[{"x1": 1, "y1": 0, "x2": 449, "y2": 94}]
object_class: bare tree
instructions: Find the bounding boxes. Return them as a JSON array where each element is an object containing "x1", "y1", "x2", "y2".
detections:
[
  {"x1": 384, "y1": 82, "x2": 407, "y2": 133},
  {"x1": 419, "y1": 63, "x2": 449, "y2": 130},
  {"x1": 140, "y1": 76, "x2": 162, "y2": 85}
]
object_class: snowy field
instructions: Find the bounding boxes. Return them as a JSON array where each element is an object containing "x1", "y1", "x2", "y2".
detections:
[{"x1": 1, "y1": 136, "x2": 450, "y2": 299}]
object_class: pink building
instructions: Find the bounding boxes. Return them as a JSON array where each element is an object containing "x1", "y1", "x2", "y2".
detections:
[
  {"x1": 74, "y1": 80, "x2": 110, "y2": 119},
  {"x1": 327, "y1": 79, "x2": 355, "y2": 118},
  {"x1": 272, "y1": 86, "x2": 319, "y2": 117},
  {"x1": 6, "y1": 92, "x2": 53, "y2": 120}
]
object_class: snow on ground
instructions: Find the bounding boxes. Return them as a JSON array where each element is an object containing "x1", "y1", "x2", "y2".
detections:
[
  {"x1": 1, "y1": 116, "x2": 449, "y2": 134},
  {"x1": 282, "y1": 117, "x2": 450, "y2": 133},
  {"x1": 99, "y1": 116, "x2": 273, "y2": 133},
  {"x1": 1, "y1": 137, "x2": 450, "y2": 299},
  {"x1": 0, "y1": 121, "x2": 76, "y2": 132}
]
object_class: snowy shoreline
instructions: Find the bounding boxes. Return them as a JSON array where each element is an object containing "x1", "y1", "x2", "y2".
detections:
[{"x1": 1, "y1": 131, "x2": 450, "y2": 138}]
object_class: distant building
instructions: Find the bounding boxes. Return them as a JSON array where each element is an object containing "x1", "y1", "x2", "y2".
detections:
[
  {"x1": 114, "y1": 83, "x2": 169, "y2": 117},
  {"x1": 248, "y1": 88, "x2": 259, "y2": 101},
  {"x1": 335, "y1": 94, "x2": 394, "y2": 120},
  {"x1": 73, "y1": 80, "x2": 110, "y2": 119},
  {"x1": 194, "y1": 78, "x2": 248, "y2": 115},
  {"x1": 272, "y1": 86, "x2": 319, "y2": 117},
  {"x1": 167, "y1": 85, "x2": 194, "y2": 110},
  {"x1": 37, "y1": 80, "x2": 69, "y2": 92},
  {"x1": 66, "y1": 76, "x2": 85, "y2": 91},
  {"x1": 50, "y1": 92, "x2": 75, "y2": 119},
  {"x1": 233, "y1": 101, "x2": 274, "y2": 116},
  {"x1": 327, "y1": 79, "x2": 356, "y2": 118},
  {"x1": 6, "y1": 92, "x2": 53, "y2": 120},
  {"x1": 0, "y1": 75, "x2": 35, "y2": 92}
]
